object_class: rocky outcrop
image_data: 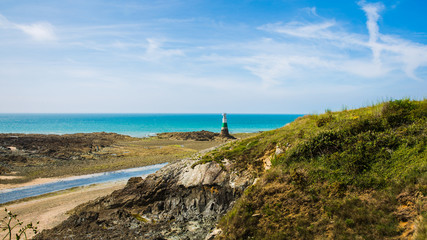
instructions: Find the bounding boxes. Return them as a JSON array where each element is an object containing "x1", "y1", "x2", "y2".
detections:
[
  {"x1": 157, "y1": 130, "x2": 234, "y2": 141},
  {"x1": 35, "y1": 158, "x2": 254, "y2": 239},
  {"x1": 0, "y1": 132, "x2": 132, "y2": 164},
  {"x1": 0, "y1": 132, "x2": 133, "y2": 176}
]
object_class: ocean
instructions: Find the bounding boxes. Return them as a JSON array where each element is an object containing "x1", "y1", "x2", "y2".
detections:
[{"x1": 0, "y1": 114, "x2": 303, "y2": 137}]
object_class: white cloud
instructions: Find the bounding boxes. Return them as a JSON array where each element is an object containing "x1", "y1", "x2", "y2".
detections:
[
  {"x1": 308, "y1": 7, "x2": 318, "y2": 16},
  {"x1": 248, "y1": 2, "x2": 427, "y2": 84},
  {"x1": 260, "y1": 21, "x2": 336, "y2": 39},
  {"x1": 140, "y1": 38, "x2": 184, "y2": 61},
  {"x1": 15, "y1": 22, "x2": 56, "y2": 41},
  {"x1": 0, "y1": 14, "x2": 56, "y2": 41},
  {"x1": 359, "y1": 1, "x2": 384, "y2": 64},
  {"x1": 242, "y1": 54, "x2": 334, "y2": 87}
]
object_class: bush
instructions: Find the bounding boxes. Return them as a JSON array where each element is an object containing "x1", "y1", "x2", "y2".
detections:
[
  {"x1": 382, "y1": 99, "x2": 418, "y2": 127},
  {"x1": 316, "y1": 113, "x2": 335, "y2": 127}
]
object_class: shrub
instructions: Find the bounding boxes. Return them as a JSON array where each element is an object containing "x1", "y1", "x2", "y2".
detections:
[
  {"x1": 382, "y1": 99, "x2": 417, "y2": 127},
  {"x1": 316, "y1": 113, "x2": 335, "y2": 127}
]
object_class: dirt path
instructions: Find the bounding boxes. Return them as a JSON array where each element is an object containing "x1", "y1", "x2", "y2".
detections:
[{"x1": 1, "y1": 180, "x2": 127, "y2": 239}]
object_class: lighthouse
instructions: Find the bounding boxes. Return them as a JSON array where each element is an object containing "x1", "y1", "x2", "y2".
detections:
[{"x1": 221, "y1": 113, "x2": 230, "y2": 137}]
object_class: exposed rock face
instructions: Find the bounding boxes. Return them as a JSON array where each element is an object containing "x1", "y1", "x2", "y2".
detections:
[{"x1": 35, "y1": 158, "x2": 254, "y2": 239}]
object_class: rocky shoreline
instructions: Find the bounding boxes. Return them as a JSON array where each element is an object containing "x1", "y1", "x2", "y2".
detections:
[
  {"x1": 35, "y1": 157, "x2": 254, "y2": 239},
  {"x1": 0, "y1": 131, "x2": 231, "y2": 185},
  {"x1": 1, "y1": 131, "x2": 254, "y2": 239},
  {"x1": 0, "y1": 132, "x2": 131, "y2": 175}
]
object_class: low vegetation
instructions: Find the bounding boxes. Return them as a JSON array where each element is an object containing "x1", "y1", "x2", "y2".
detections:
[
  {"x1": 1, "y1": 208, "x2": 39, "y2": 240},
  {"x1": 205, "y1": 99, "x2": 426, "y2": 239},
  {"x1": 0, "y1": 132, "x2": 235, "y2": 185}
]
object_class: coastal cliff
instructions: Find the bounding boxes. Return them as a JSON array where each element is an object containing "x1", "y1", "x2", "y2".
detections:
[{"x1": 35, "y1": 157, "x2": 254, "y2": 239}]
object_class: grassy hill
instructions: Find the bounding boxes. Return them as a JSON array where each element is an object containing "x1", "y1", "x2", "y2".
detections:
[{"x1": 203, "y1": 99, "x2": 426, "y2": 239}]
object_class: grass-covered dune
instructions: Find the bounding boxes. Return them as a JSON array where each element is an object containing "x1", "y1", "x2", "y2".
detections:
[{"x1": 203, "y1": 99, "x2": 426, "y2": 239}]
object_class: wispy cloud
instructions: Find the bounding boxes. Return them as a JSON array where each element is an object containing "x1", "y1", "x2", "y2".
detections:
[
  {"x1": 246, "y1": 1, "x2": 427, "y2": 84},
  {"x1": 140, "y1": 38, "x2": 185, "y2": 61},
  {"x1": 360, "y1": 1, "x2": 384, "y2": 64},
  {"x1": 260, "y1": 20, "x2": 336, "y2": 39},
  {"x1": 0, "y1": 14, "x2": 56, "y2": 41},
  {"x1": 15, "y1": 22, "x2": 56, "y2": 41},
  {"x1": 0, "y1": 1, "x2": 425, "y2": 113},
  {"x1": 305, "y1": 7, "x2": 319, "y2": 17}
]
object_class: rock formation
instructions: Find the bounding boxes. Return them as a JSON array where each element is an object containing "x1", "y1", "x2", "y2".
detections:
[
  {"x1": 35, "y1": 158, "x2": 254, "y2": 239},
  {"x1": 157, "y1": 130, "x2": 235, "y2": 141},
  {"x1": 157, "y1": 130, "x2": 221, "y2": 141}
]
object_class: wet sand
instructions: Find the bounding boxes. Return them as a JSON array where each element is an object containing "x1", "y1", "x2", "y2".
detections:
[
  {"x1": 0, "y1": 176, "x2": 63, "y2": 190},
  {"x1": 1, "y1": 180, "x2": 127, "y2": 239}
]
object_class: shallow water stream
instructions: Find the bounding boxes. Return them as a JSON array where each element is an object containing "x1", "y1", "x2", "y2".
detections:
[{"x1": 0, "y1": 163, "x2": 167, "y2": 204}]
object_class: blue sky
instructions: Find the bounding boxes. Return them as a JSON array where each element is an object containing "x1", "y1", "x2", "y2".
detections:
[{"x1": 0, "y1": 0, "x2": 426, "y2": 113}]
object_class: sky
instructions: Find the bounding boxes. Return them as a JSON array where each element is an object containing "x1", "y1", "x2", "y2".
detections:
[{"x1": 0, "y1": 0, "x2": 426, "y2": 114}]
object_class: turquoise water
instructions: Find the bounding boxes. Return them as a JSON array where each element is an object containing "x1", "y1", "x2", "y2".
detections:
[
  {"x1": 0, "y1": 114, "x2": 304, "y2": 203},
  {"x1": 0, "y1": 114, "x2": 302, "y2": 137}
]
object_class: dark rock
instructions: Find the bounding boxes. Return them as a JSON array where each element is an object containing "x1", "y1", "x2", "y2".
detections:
[
  {"x1": 157, "y1": 130, "x2": 234, "y2": 141},
  {"x1": 35, "y1": 158, "x2": 254, "y2": 239}
]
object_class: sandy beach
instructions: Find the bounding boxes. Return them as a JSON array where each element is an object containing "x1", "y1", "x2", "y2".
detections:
[
  {"x1": 1, "y1": 180, "x2": 127, "y2": 239},
  {"x1": 0, "y1": 176, "x2": 63, "y2": 190}
]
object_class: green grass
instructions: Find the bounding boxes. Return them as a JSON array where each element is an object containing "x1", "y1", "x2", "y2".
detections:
[{"x1": 210, "y1": 99, "x2": 426, "y2": 239}]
